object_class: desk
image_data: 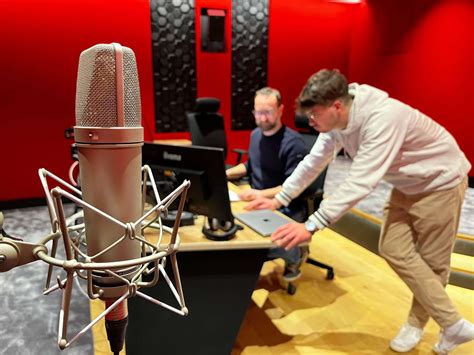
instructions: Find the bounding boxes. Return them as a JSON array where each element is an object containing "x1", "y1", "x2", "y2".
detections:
[
  {"x1": 152, "y1": 139, "x2": 192, "y2": 146},
  {"x1": 126, "y1": 184, "x2": 274, "y2": 355}
]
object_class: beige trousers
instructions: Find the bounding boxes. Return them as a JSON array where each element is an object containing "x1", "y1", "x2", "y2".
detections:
[{"x1": 379, "y1": 177, "x2": 468, "y2": 329}]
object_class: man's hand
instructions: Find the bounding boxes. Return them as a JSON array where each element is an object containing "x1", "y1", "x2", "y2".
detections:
[
  {"x1": 244, "y1": 197, "x2": 281, "y2": 211},
  {"x1": 271, "y1": 223, "x2": 314, "y2": 250},
  {"x1": 238, "y1": 188, "x2": 261, "y2": 201}
]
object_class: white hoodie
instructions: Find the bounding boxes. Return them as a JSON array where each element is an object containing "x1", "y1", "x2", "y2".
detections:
[{"x1": 275, "y1": 84, "x2": 471, "y2": 230}]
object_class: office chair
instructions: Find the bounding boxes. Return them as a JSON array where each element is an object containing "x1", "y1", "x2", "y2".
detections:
[
  {"x1": 186, "y1": 97, "x2": 247, "y2": 166},
  {"x1": 294, "y1": 114, "x2": 328, "y2": 219},
  {"x1": 284, "y1": 114, "x2": 334, "y2": 295}
]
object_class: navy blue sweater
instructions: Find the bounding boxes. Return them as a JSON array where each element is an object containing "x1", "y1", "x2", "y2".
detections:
[
  {"x1": 245, "y1": 125, "x2": 308, "y2": 220},
  {"x1": 246, "y1": 126, "x2": 308, "y2": 190}
]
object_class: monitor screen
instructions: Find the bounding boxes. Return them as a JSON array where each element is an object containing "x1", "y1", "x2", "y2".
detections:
[{"x1": 142, "y1": 143, "x2": 233, "y2": 223}]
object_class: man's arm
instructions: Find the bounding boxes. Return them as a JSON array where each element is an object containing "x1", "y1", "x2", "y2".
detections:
[
  {"x1": 244, "y1": 196, "x2": 282, "y2": 210},
  {"x1": 226, "y1": 163, "x2": 247, "y2": 180},
  {"x1": 274, "y1": 108, "x2": 411, "y2": 250},
  {"x1": 259, "y1": 186, "x2": 282, "y2": 198},
  {"x1": 275, "y1": 133, "x2": 338, "y2": 207},
  {"x1": 239, "y1": 185, "x2": 282, "y2": 201},
  {"x1": 244, "y1": 133, "x2": 337, "y2": 211},
  {"x1": 272, "y1": 222, "x2": 313, "y2": 250},
  {"x1": 310, "y1": 109, "x2": 409, "y2": 231}
]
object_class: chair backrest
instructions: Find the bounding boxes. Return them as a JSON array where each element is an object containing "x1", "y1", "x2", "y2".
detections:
[
  {"x1": 295, "y1": 113, "x2": 328, "y2": 214},
  {"x1": 299, "y1": 132, "x2": 327, "y2": 191},
  {"x1": 186, "y1": 97, "x2": 227, "y2": 159}
]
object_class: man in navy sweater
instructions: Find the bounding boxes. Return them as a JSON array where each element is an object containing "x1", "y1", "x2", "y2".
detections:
[{"x1": 226, "y1": 87, "x2": 309, "y2": 281}]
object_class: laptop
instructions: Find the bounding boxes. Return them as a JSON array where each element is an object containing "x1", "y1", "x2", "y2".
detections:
[{"x1": 234, "y1": 209, "x2": 290, "y2": 237}]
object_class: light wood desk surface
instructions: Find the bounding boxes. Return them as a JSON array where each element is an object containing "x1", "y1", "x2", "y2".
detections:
[
  {"x1": 144, "y1": 182, "x2": 276, "y2": 252},
  {"x1": 152, "y1": 139, "x2": 192, "y2": 146}
]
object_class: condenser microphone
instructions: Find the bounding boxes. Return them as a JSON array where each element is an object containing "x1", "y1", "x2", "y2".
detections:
[
  {"x1": 0, "y1": 42, "x2": 189, "y2": 353},
  {"x1": 74, "y1": 42, "x2": 143, "y2": 354}
]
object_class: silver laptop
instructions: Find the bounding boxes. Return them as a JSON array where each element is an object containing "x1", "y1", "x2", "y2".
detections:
[{"x1": 234, "y1": 209, "x2": 290, "y2": 237}]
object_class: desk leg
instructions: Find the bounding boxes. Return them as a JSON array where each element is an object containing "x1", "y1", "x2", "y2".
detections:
[{"x1": 126, "y1": 248, "x2": 268, "y2": 355}]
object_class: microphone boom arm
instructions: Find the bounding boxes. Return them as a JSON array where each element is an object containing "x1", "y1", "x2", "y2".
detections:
[{"x1": 0, "y1": 236, "x2": 48, "y2": 272}]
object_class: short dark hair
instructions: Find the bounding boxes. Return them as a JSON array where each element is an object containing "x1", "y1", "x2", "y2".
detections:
[
  {"x1": 296, "y1": 69, "x2": 351, "y2": 111},
  {"x1": 255, "y1": 87, "x2": 282, "y2": 107}
]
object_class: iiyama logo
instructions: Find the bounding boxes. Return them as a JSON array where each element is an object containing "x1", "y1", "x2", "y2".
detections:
[{"x1": 163, "y1": 151, "x2": 182, "y2": 161}]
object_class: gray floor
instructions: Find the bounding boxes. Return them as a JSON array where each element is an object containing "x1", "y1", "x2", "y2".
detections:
[
  {"x1": 0, "y1": 206, "x2": 93, "y2": 355},
  {"x1": 0, "y1": 157, "x2": 472, "y2": 354}
]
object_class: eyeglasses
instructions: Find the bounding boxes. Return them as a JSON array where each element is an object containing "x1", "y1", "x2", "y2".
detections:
[
  {"x1": 306, "y1": 109, "x2": 318, "y2": 120},
  {"x1": 252, "y1": 109, "x2": 274, "y2": 117},
  {"x1": 306, "y1": 106, "x2": 327, "y2": 120},
  {"x1": 306, "y1": 102, "x2": 336, "y2": 120}
]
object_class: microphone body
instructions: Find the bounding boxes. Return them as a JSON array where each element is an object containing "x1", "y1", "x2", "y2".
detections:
[
  {"x1": 74, "y1": 43, "x2": 143, "y2": 354},
  {"x1": 76, "y1": 135, "x2": 142, "y2": 265}
]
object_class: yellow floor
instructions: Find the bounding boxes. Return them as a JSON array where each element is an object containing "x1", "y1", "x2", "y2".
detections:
[
  {"x1": 91, "y1": 228, "x2": 473, "y2": 354},
  {"x1": 233, "y1": 229, "x2": 474, "y2": 354}
]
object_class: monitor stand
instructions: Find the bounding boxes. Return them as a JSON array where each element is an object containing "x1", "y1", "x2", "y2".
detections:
[
  {"x1": 202, "y1": 217, "x2": 242, "y2": 241},
  {"x1": 161, "y1": 210, "x2": 195, "y2": 227}
]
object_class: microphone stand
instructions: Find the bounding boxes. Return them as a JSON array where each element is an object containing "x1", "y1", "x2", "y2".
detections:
[{"x1": 0, "y1": 165, "x2": 190, "y2": 351}]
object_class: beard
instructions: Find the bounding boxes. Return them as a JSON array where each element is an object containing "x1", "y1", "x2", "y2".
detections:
[{"x1": 257, "y1": 121, "x2": 278, "y2": 132}]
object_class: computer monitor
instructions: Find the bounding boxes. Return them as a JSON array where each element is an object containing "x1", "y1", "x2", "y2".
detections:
[{"x1": 142, "y1": 142, "x2": 238, "y2": 240}]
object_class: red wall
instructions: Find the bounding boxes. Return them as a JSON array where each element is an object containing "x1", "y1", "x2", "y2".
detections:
[
  {"x1": 1, "y1": 0, "x2": 472, "y2": 202},
  {"x1": 0, "y1": 0, "x2": 155, "y2": 201},
  {"x1": 348, "y1": 0, "x2": 473, "y2": 174},
  {"x1": 268, "y1": 0, "x2": 356, "y2": 129}
]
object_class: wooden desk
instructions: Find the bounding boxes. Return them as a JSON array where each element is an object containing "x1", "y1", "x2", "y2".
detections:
[
  {"x1": 143, "y1": 183, "x2": 274, "y2": 251},
  {"x1": 152, "y1": 139, "x2": 192, "y2": 146},
  {"x1": 126, "y1": 183, "x2": 275, "y2": 355}
]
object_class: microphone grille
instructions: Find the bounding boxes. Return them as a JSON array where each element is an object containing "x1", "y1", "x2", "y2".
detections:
[{"x1": 75, "y1": 43, "x2": 141, "y2": 127}]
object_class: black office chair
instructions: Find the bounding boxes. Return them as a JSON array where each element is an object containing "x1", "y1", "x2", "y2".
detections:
[
  {"x1": 186, "y1": 97, "x2": 247, "y2": 166},
  {"x1": 284, "y1": 114, "x2": 334, "y2": 295},
  {"x1": 295, "y1": 113, "x2": 323, "y2": 210}
]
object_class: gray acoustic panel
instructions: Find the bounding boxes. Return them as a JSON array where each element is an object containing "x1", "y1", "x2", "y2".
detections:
[
  {"x1": 150, "y1": 0, "x2": 197, "y2": 133},
  {"x1": 231, "y1": 0, "x2": 269, "y2": 130},
  {"x1": 449, "y1": 271, "x2": 474, "y2": 290},
  {"x1": 454, "y1": 238, "x2": 474, "y2": 257}
]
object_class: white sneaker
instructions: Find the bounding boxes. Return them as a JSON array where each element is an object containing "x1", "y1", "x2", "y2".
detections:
[
  {"x1": 433, "y1": 318, "x2": 474, "y2": 354},
  {"x1": 389, "y1": 322, "x2": 423, "y2": 352}
]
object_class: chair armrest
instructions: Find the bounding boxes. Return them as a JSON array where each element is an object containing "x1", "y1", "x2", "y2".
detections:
[{"x1": 232, "y1": 148, "x2": 248, "y2": 165}]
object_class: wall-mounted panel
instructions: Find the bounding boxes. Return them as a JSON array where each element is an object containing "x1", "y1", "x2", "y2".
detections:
[
  {"x1": 231, "y1": 0, "x2": 269, "y2": 130},
  {"x1": 150, "y1": 0, "x2": 197, "y2": 133}
]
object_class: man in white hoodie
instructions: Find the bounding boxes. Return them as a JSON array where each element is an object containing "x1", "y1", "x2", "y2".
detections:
[{"x1": 246, "y1": 69, "x2": 473, "y2": 354}]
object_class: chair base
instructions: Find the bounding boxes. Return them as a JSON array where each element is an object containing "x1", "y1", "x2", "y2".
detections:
[
  {"x1": 286, "y1": 257, "x2": 335, "y2": 295},
  {"x1": 306, "y1": 257, "x2": 335, "y2": 280}
]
